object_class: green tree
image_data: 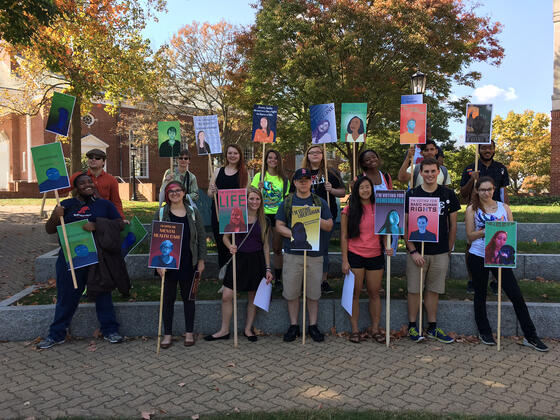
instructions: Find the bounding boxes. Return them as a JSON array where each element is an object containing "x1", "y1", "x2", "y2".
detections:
[
  {"x1": 0, "y1": 0, "x2": 59, "y2": 45},
  {"x1": 493, "y1": 110, "x2": 551, "y2": 195}
]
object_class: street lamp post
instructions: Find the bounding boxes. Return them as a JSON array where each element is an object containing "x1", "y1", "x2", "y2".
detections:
[
  {"x1": 410, "y1": 70, "x2": 427, "y2": 94},
  {"x1": 130, "y1": 145, "x2": 137, "y2": 201}
]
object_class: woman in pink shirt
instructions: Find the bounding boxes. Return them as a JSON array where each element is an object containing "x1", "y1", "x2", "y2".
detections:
[{"x1": 341, "y1": 176, "x2": 393, "y2": 343}]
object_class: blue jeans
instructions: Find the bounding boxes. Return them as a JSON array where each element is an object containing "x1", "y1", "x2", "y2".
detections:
[{"x1": 48, "y1": 252, "x2": 119, "y2": 341}]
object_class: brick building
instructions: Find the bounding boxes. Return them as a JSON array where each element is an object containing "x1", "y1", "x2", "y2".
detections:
[{"x1": 552, "y1": 0, "x2": 560, "y2": 195}]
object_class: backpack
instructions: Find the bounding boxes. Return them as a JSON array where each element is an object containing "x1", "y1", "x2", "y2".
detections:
[
  {"x1": 283, "y1": 193, "x2": 322, "y2": 228},
  {"x1": 413, "y1": 165, "x2": 448, "y2": 187}
]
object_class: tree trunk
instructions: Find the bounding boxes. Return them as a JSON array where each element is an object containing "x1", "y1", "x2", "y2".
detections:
[{"x1": 70, "y1": 97, "x2": 82, "y2": 173}]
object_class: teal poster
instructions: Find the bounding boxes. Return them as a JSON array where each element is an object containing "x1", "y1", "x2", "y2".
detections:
[
  {"x1": 31, "y1": 142, "x2": 70, "y2": 193},
  {"x1": 57, "y1": 220, "x2": 98, "y2": 270},
  {"x1": 340, "y1": 103, "x2": 367, "y2": 142},
  {"x1": 45, "y1": 92, "x2": 76, "y2": 136}
]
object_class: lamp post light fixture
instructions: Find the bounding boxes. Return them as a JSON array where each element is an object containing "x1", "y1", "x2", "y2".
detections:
[
  {"x1": 130, "y1": 145, "x2": 137, "y2": 201},
  {"x1": 410, "y1": 70, "x2": 427, "y2": 94}
]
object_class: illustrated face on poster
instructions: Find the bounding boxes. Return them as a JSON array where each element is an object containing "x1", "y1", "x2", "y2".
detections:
[
  {"x1": 340, "y1": 103, "x2": 367, "y2": 143},
  {"x1": 31, "y1": 142, "x2": 70, "y2": 193},
  {"x1": 400, "y1": 104, "x2": 427, "y2": 144},
  {"x1": 149, "y1": 221, "x2": 183, "y2": 269},
  {"x1": 291, "y1": 206, "x2": 321, "y2": 251},
  {"x1": 158, "y1": 121, "x2": 181, "y2": 158},
  {"x1": 218, "y1": 188, "x2": 248, "y2": 234},
  {"x1": 252, "y1": 105, "x2": 278, "y2": 143},
  {"x1": 57, "y1": 220, "x2": 98, "y2": 270},
  {"x1": 45, "y1": 92, "x2": 76, "y2": 137},
  {"x1": 193, "y1": 115, "x2": 222, "y2": 156},
  {"x1": 120, "y1": 216, "x2": 148, "y2": 257},
  {"x1": 374, "y1": 190, "x2": 405, "y2": 235},
  {"x1": 407, "y1": 197, "x2": 439, "y2": 243},
  {"x1": 310, "y1": 103, "x2": 337, "y2": 144},
  {"x1": 465, "y1": 104, "x2": 493, "y2": 144},
  {"x1": 485, "y1": 221, "x2": 517, "y2": 268}
]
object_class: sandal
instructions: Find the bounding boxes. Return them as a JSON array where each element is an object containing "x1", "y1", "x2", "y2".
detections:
[
  {"x1": 349, "y1": 332, "x2": 361, "y2": 343},
  {"x1": 372, "y1": 331, "x2": 386, "y2": 343}
]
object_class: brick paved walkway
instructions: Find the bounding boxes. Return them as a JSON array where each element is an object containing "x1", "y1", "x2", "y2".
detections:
[
  {"x1": 1, "y1": 336, "x2": 558, "y2": 418},
  {"x1": 0, "y1": 206, "x2": 56, "y2": 300}
]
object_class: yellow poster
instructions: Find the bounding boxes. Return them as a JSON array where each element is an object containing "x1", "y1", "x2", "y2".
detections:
[{"x1": 291, "y1": 206, "x2": 321, "y2": 251}]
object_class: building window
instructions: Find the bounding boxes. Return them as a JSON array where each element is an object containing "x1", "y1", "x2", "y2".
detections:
[
  {"x1": 130, "y1": 144, "x2": 149, "y2": 179},
  {"x1": 244, "y1": 145, "x2": 254, "y2": 162},
  {"x1": 82, "y1": 113, "x2": 95, "y2": 127}
]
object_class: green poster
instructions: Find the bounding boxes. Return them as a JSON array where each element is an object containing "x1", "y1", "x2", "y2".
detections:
[
  {"x1": 158, "y1": 121, "x2": 181, "y2": 157},
  {"x1": 57, "y1": 220, "x2": 98, "y2": 270},
  {"x1": 484, "y1": 221, "x2": 517, "y2": 268},
  {"x1": 45, "y1": 91, "x2": 76, "y2": 136},
  {"x1": 120, "y1": 216, "x2": 148, "y2": 257},
  {"x1": 31, "y1": 142, "x2": 70, "y2": 193},
  {"x1": 340, "y1": 103, "x2": 367, "y2": 142}
]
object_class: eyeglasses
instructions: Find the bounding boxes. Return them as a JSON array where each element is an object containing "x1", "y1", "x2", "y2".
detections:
[
  {"x1": 478, "y1": 188, "x2": 494, "y2": 193},
  {"x1": 178, "y1": 157, "x2": 190, "y2": 160},
  {"x1": 88, "y1": 156, "x2": 103, "y2": 160},
  {"x1": 308, "y1": 151, "x2": 322, "y2": 156},
  {"x1": 168, "y1": 189, "x2": 183, "y2": 194}
]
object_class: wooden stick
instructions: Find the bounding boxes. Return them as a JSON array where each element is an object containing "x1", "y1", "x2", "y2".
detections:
[
  {"x1": 418, "y1": 242, "x2": 425, "y2": 335},
  {"x1": 156, "y1": 271, "x2": 165, "y2": 355},
  {"x1": 54, "y1": 190, "x2": 77, "y2": 289},
  {"x1": 409, "y1": 146, "x2": 415, "y2": 189},
  {"x1": 352, "y1": 142, "x2": 356, "y2": 181},
  {"x1": 261, "y1": 143, "x2": 266, "y2": 183},
  {"x1": 40, "y1": 193, "x2": 47, "y2": 217},
  {"x1": 323, "y1": 143, "x2": 330, "y2": 204},
  {"x1": 169, "y1": 157, "x2": 173, "y2": 172},
  {"x1": 474, "y1": 145, "x2": 479, "y2": 172},
  {"x1": 497, "y1": 267, "x2": 502, "y2": 351},
  {"x1": 232, "y1": 233, "x2": 238, "y2": 348},
  {"x1": 302, "y1": 250, "x2": 307, "y2": 345},
  {"x1": 386, "y1": 235, "x2": 391, "y2": 348}
]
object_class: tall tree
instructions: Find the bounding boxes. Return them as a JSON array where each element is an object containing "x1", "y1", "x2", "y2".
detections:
[
  {"x1": 233, "y1": 0, "x2": 503, "y2": 174},
  {"x1": 493, "y1": 110, "x2": 551, "y2": 195},
  {"x1": 0, "y1": 0, "x2": 59, "y2": 46}
]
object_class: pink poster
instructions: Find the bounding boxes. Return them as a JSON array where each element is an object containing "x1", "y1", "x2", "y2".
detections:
[{"x1": 407, "y1": 197, "x2": 439, "y2": 243}]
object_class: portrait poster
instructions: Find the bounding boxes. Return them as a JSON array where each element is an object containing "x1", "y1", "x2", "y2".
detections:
[
  {"x1": 252, "y1": 105, "x2": 278, "y2": 143},
  {"x1": 465, "y1": 104, "x2": 493, "y2": 144},
  {"x1": 340, "y1": 103, "x2": 367, "y2": 143},
  {"x1": 310, "y1": 103, "x2": 337, "y2": 144},
  {"x1": 57, "y1": 220, "x2": 98, "y2": 270},
  {"x1": 484, "y1": 221, "x2": 517, "y2": 268},
  {"x1": 400, "y1": 104, "x2": 427, "y2": 144},
  {"x1": 31, "y1": 142, "x2": 70, "y2": 193},
  {"x1": 401, "y1": 94, "x2": 423, "y2": 105},
  {"x1": 148, "y1": 221, "x2": 183, "y2": 270},
  {"x1": 407, "y1": 197, "x2": 439, "y2": 243},
  {"x1": 158, "y1": 121, "x2": 181, "y2": 158},
  {"x1": 193, "y1": 115, "x2": 222, "y2": 156},
  {"x1": 45, "y1": 91, "x2": 76, "y2": 136},
  {"x1": 374, "y1": 190, "x2": 405, "y2": 235},
  {"x1": 120, "y1": 216, "x2": 148, "y2": 257},
  {"x1": 290, "y1": 205, "x2": 321, "y2": 251},
  {"x1": 218, "y1": 188, "x2": 248, "y2": 234}
]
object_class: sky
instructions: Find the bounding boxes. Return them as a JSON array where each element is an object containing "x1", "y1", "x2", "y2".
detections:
[{"x1": 143, "y1": 0, "x2": 553, "y2": 144}]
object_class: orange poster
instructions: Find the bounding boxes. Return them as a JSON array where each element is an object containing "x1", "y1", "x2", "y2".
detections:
[{"x1": 400, "y1": 104, "x2": 427, "y2": 144}]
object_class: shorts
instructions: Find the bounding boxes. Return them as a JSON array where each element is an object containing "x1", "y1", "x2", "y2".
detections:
[
  {"x1": 282, "y1": 253, "x2": 323, "y2": 300},
  {"x1": 266, "y1": 213, "x2": 276, "y2": 228},
  {"x1": 347, "y1": 251, "x2": 385, "y2": 271},
  {"x1": 406, "y1": 252, "x2": 449, "y2": 294}
]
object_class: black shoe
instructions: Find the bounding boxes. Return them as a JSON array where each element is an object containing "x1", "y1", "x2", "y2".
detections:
[
  {"x1": 490, "y1": 280, "x2": 498, "y2": 295},
  {"x1": 244, "y1": 328, "x2": 258, "y2": 342},
  {"x1": 523, "y1": 337, "x2": 549, "y2": 352},
  {"x1": 321, "y1": 281, "x2": 334, "y2": 295},
  {"x1": 283, "y1": 324, "x2": 301, "y2": 342},
  {"x1": 203, "y1": 333, "x2": 230, "y2": 341},
  {"x1": 479, "y1": 334, "x2": 496, "y2": 346},
  {"x1": 308, "y1": 324, "x2": 325, "y2": 342},
  {"x1": 466, "y1": 281, "x2": 475, "y2": 294}
]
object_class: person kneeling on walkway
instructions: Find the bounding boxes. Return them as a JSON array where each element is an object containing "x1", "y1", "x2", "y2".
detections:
[{"x1": 275, "y1": 168, "x2": 333, "y2": 342}]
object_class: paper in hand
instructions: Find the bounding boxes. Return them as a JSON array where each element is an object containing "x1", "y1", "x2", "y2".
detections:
[
  {"x1": 341, "y1": 271, "x2": 355, "y2": 316},
  {"x1": 253, "y1": 278, "x2": 272, "y2": 312}
]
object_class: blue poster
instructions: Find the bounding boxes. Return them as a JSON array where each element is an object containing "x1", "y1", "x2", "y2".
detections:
[
  {"x1": 252, "y1": 105, "x2": 278, "y2": 143},
  {"x1": 310, "y1": 103, "x2": 337, "y2": 144},
  {"x1": 193, "y1": 115, "x2": 222, "y2": 156}
]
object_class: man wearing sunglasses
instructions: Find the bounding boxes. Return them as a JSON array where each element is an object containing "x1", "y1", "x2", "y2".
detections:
[
  {"x1": 159, "y1": 149, "x2": 199, "y2": 205},
  {"x1": 67, "y1": 149, "x2": 124, "y2": 217}
]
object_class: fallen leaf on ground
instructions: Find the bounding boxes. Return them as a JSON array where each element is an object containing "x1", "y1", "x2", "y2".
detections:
[
  {"x1": 431, "y1": 346, "x2": 442, "y2": 351},
  {"x1": 141, "y1": 411, "x2": 154, "y2": 419},
  {"x1": 93, "y1": 329, "x2": 102, "y2": 339},
  {"x1": 178, "y1": 382, "x2": 186, "y2": 387},
  {"x1": 226, "y1": 362, "x2": 235, "y2": 368},
  {"x1": 191, "y1": 415, "x2": 200, "y2": 420},
  {"x1": 23, "y1": 401, "x2": 30, "y2": 407},
  {"x1": 87, "y1": 341, "x2": 97, "y2": 352},
  {"x1": 25, "y1": 337, "x2": 42, "y2": 347},
  {"x1": 233, "y1": 407, "x2": 240, "y2": 413}
]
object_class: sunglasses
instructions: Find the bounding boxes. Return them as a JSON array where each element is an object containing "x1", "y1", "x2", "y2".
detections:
[
  {"x1": 168, "y1": 189, "x2": 183, "y2": 194},
  {"x1": 178, "y1": 157, "x2": 190, "y2": 160},
  {"x1": 88, "y1": 156, "x2": 104, "y2": 160}
]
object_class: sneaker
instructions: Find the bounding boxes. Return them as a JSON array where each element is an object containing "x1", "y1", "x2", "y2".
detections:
[
  {"x1": 466, "y1": 281, "x2": 475, "y2": 294},
  {"x1": 37, "y1": 337, "x2": 65, "y2": 349},
  {"x1": 104, "y1": 332, "x2": 123, "y2": 344},
  {"x1": 523, "y1": 337, "x2": 549, "y2": 352},
  {"x1": 308, "y1": 325, "x2": 325, "y2": 342},
  {"x1": 283, "y1": 324, "x2": 301, "y2": 342},
  {"x1": 479, "y1": 333, "x2": 496, "y2": 346},
  {"x1": 321, "y1": 281, "x2": 334, "y2": 295},
  {"x1": 490, "y1": 280, "x2": 498, "y2": 295},
  {"x1": 426, "y1": 327, "x2": 454, "y2": 344},
  {"x1": 408, "y1": 327, "x2": 425, "y2": 342}
]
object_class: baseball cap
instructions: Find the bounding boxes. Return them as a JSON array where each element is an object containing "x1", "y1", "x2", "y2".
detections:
[{"x1": 293, "y1": 168, "x2": 312, "y2": 180}]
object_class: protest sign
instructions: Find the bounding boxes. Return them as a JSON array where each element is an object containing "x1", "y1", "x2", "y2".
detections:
[
  {"x1": 57, "y1": 219, "x2": 98, "y2": 270},
  {"x1": 340, "y1": 103, "x2": 367, "y2": 142},
  {"x1": 120, "y1": 216, "x2": 148, "y2": 257},
  {"x1": 218, "y1": 188, "x2": 248, "y2": 234},
  {"x1": 310, "y1": 103, "x2": 337, "y2": 144},
  {"x1": 407, "y1": 197, "x2": 440, "y2": 243},
  {"x1": 484, "y1": 221, "x2": 517, "y2": 268},
  {"x1": 400, "y1": 104, "x2": 427, "y2": 144},
  {"x1": 148, "y1": 221, "x2": 183, "y2": 269},
  {"x1": 252, "y1": 105, "x2": 277, "y2": 143},
  {"x1": 157, "y1": 121, "x2": 181, "y2": 158},
  {"x1": 465, "y1": 104, "x2": 493, "y2": 144},
  {"x1": 291, "y1": 206, "x2": 321, "y2": 251},
  {"x1": 375, "y1": 190, "x2": 405, "y2": 235},
  {"x1": 401, "y1": 94, "x2": 423, "y2": 105},
  {"x1": 45, "y1": 92, "x2": 76, "y2": 136},
  {"x1": 194, "y1": 115, "x2": 222, "y2": 155},
  {"x1": 31, "y1": 142, "x2": 70, "y2": 193}
]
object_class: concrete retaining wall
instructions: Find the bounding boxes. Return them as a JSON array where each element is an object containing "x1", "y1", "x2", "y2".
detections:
[{"x1": 2, "y1": 298, "x2": 559, "y2": 341}]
